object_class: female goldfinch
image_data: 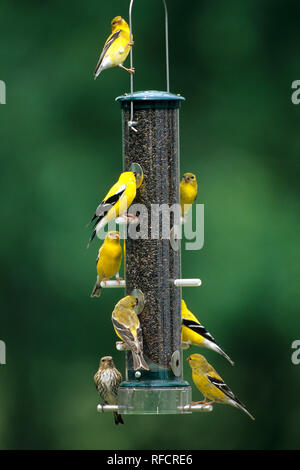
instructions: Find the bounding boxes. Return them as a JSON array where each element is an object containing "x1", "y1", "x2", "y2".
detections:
[
  {"x1": 87, "y1": 170, "x2": 143, "y2": 247},
  {"x1": 181, "y1": 299, "x2": 234, "y2": 365},
  {"x1": 94, "y1": 356, "x2": 124, "y2": 425},
  {"x1": 180, "y1": 173, "x2": 198, "y2": 216},
  {"x1": 94, "y1": 16, "x2": 134, "y2": 79},
  {"x1": 112, "y1": 296, "x2": 149, "y2": 371},
  {"x1": 187, "y1": 354, "x2": 255, "y2": 420},
  {"x1": 90, "y1": 231, "x2": 122, "y2": 298}
]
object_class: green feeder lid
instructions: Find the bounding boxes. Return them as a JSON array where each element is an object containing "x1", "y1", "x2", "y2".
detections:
[
  {"x1": 116, "y1": 90, "x2": 185, "y2": 102},
  {"x1": 116, "y1": 90, "x2": 185, "y2": 109}
]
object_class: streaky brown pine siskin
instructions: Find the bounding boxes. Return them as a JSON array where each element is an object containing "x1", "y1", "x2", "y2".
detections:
[{"x1": 94, "y1": 356, "x2": 124, "y2": 425}]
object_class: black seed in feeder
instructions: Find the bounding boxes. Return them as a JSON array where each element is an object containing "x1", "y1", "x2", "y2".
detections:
[{"x1": 115, "y1": 91, "x2": 191, "y2": 414}]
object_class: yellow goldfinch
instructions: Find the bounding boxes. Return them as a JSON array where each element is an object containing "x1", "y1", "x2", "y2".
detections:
[
  {"x1": 112, "y1": 296, "x2": 149, "y2": 371},
  {"x1": 94, "y1": 356, "x2": 124, "y2": 425},
  {"x1": 181, "y1": 299, "x2": 234, "y2": 365},
  {"x1": 187, "y1": 354, "x2": 255, "y2": 420},
  {"x1": 94, "y1": 16, "x2": 134, "y2": 79},
  {"x1": 90, "y1": 231, "x2": 122, "y2": 298},
  {"x1": 87, "y1": 170, "x2": 143, "y2": 247},
  {"x1": 180, "y1": 173, "x2": 198, "y2": 216}
]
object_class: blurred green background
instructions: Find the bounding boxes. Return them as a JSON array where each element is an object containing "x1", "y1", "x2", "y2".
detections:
[{"x1": 0, "y1": 0, "x2": 300, "y2": 450}]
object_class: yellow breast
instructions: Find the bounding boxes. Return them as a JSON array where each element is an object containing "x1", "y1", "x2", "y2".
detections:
[
  {"x1": 97, "y1": 242, "x2": 122, "y2": 279},
  {"x1": 108, "y1": 29, "x2": 131, "y2": 66},
  {"x1": 192, "y1": 370, "x2": 226, "y2": 403}
]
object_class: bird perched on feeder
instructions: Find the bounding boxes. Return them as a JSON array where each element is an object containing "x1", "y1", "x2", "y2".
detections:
[
  {"x1": 181, "y1": 299, "x2": 234, "y2": 365},
  {"x1": 180, "y1": 173, "x2": 198, "y2": 217},
  {"x1": 186, "y1": 354, "x2": 255, "y2": 420},
  {"x1": 94, "y1": 16, "x2": 134, "y2": 79},
  {"x1": 90, "y1": 231, "x2": 122, "y2": 298},
  {"x1": 112, "y1": 296, "x2": 149, "y2": 371},
  {"x1": 87, "y1": 169, "x2": 143, "y2": 247},
  {"x1": 94, "y1": 356, "x2": 124, "y2": 425}
]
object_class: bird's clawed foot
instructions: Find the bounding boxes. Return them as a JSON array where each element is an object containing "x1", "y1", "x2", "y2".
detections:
[
  {"x1": 126, "y1": 41, "x2": 135, "y2": 47},
  {"x1": 127, "y1": 214, "x2": 138, "y2": 223},
  {"x1": 101, "y1": 277, "x2": 109, "y2": 286},
  {"x1": 117, "y1": 213, "x2": 139, "y2": 225},
  {"x1": 190, "y1": 400, "x2": 215, "y2": 406},
  {"x1": 119, "y1": 64, "x2": 135, "y2": 74},
  {"x1": 115, "y1": 273, "x2": 123, "y2": 283}
]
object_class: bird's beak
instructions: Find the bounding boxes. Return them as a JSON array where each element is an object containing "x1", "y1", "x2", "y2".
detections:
[
  {"x1": 186, "y1": 357, "x2": 190, "y2": 362},
  {"x1": 184, "y1": 176, "x2": 190, "y2": 183}
]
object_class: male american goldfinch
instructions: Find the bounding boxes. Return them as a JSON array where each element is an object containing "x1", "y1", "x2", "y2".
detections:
[
  {"x1": 94, "y1": 16, "x2": 134, "y2": 79},
  {"x1": 94, "y1": 356, "x2": 124, "y2": 425},
  {"x1": 181, "y1": 299, "x2": 234, "y2": 365},
  {"x1": 87, "y1": 170, "x2": 143, "y2": 247},
  {"x1": 90, "y1": 231, "x2": 122, "y2": 298},
  {"x1": 180, "y1": 173, "x2": 198, "y2": 216},
  {"x1": 112, "y1": 296, "x2": 149, "y2": 371},
  {"x1": 187, "y1": 354, "x2": 255, "y2": 420}
]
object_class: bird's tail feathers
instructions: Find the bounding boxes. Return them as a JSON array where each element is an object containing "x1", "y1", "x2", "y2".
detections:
[
  {"x1": 212, "y1": 343, "x2": 235, "y2": 366},
  {"x1": 231, "y1": 399, "x2": 255, "y2": 420},
  {"x1": 86, "y1": 213, "x2": 97, "y2": 228},
  {"x1": 113, "y1": 412, "x2": 124, "y2": 425},
  {"x1": 94, "y1": 67, "x2": 103, "y2": 80},
  {"x1": 203, "y1": 339, "x2": 234, "y2": 366},
  {"x1": 87, "y1": 215, "x2": 107, "y2": 248},
  {"x1": 132, "y1": 351, "x2": 149, "y2": 371},
  {"x1": 87, "y1": 229, "x2": 97, "y2": 249},
  {"x1": 90, "y1": 279, "x2": 101, "y2": 298}
]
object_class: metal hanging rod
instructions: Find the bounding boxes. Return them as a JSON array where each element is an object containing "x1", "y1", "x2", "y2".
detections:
[{"x1": 128, "y1": 0, "x2": 170, "y2": 131}]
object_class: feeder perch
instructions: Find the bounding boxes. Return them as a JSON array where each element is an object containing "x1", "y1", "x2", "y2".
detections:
[{"x1": 101, "y1": 279, "x2": 202, "y2": 288}]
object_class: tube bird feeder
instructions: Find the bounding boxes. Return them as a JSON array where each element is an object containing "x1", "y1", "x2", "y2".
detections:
[
  {"x1": 116, "y1": 91, "x2": 191, "y2": 414},
  {"x1": 96, "y1": 0, "x2": 210, "y2": 416}
]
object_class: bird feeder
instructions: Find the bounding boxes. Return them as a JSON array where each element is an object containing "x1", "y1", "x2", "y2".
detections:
[{"x1": 97, "y1": 0, "x2": 211, "y2": 416}]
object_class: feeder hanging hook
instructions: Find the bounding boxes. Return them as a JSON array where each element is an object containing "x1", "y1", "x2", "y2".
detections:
[{"x1": 128, "y1": 0, "x2": 170, "y2": 132}]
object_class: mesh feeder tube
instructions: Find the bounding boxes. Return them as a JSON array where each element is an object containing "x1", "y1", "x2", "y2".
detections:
[{"x1": 115, "y1": 91, "x2": 191, "y2": 414}]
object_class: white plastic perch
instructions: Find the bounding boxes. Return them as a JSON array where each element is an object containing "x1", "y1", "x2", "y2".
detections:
[
  {"x1": 100, "y1": 280, "x2": 126, "y2": 288},
  {"x1": 101, "y1": 279, "x2": 201, "y2": 288},
  {"x1": 97, "y1": 403, "x2": 212, "y2": 413},
  {"x1": 173, "y1": 279, "x2": 202, "y2": 287}
]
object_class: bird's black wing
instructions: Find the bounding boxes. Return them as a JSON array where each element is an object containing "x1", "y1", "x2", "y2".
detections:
[
  {"x1": 95, "y1": 184, "x2": 127, "y2": 217},
  {"x1": 94, "y1": 29, "x2": 121, "y2": 73},
  {"x1": 87, "y1": 184, "x2": 127, "y2": 233},
  {"x1": 207, "y1": 375, "x2": 239, "y2": 402},
  {"x1": 182, "y1": 318, "x2": 216, "y2": 344}
]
